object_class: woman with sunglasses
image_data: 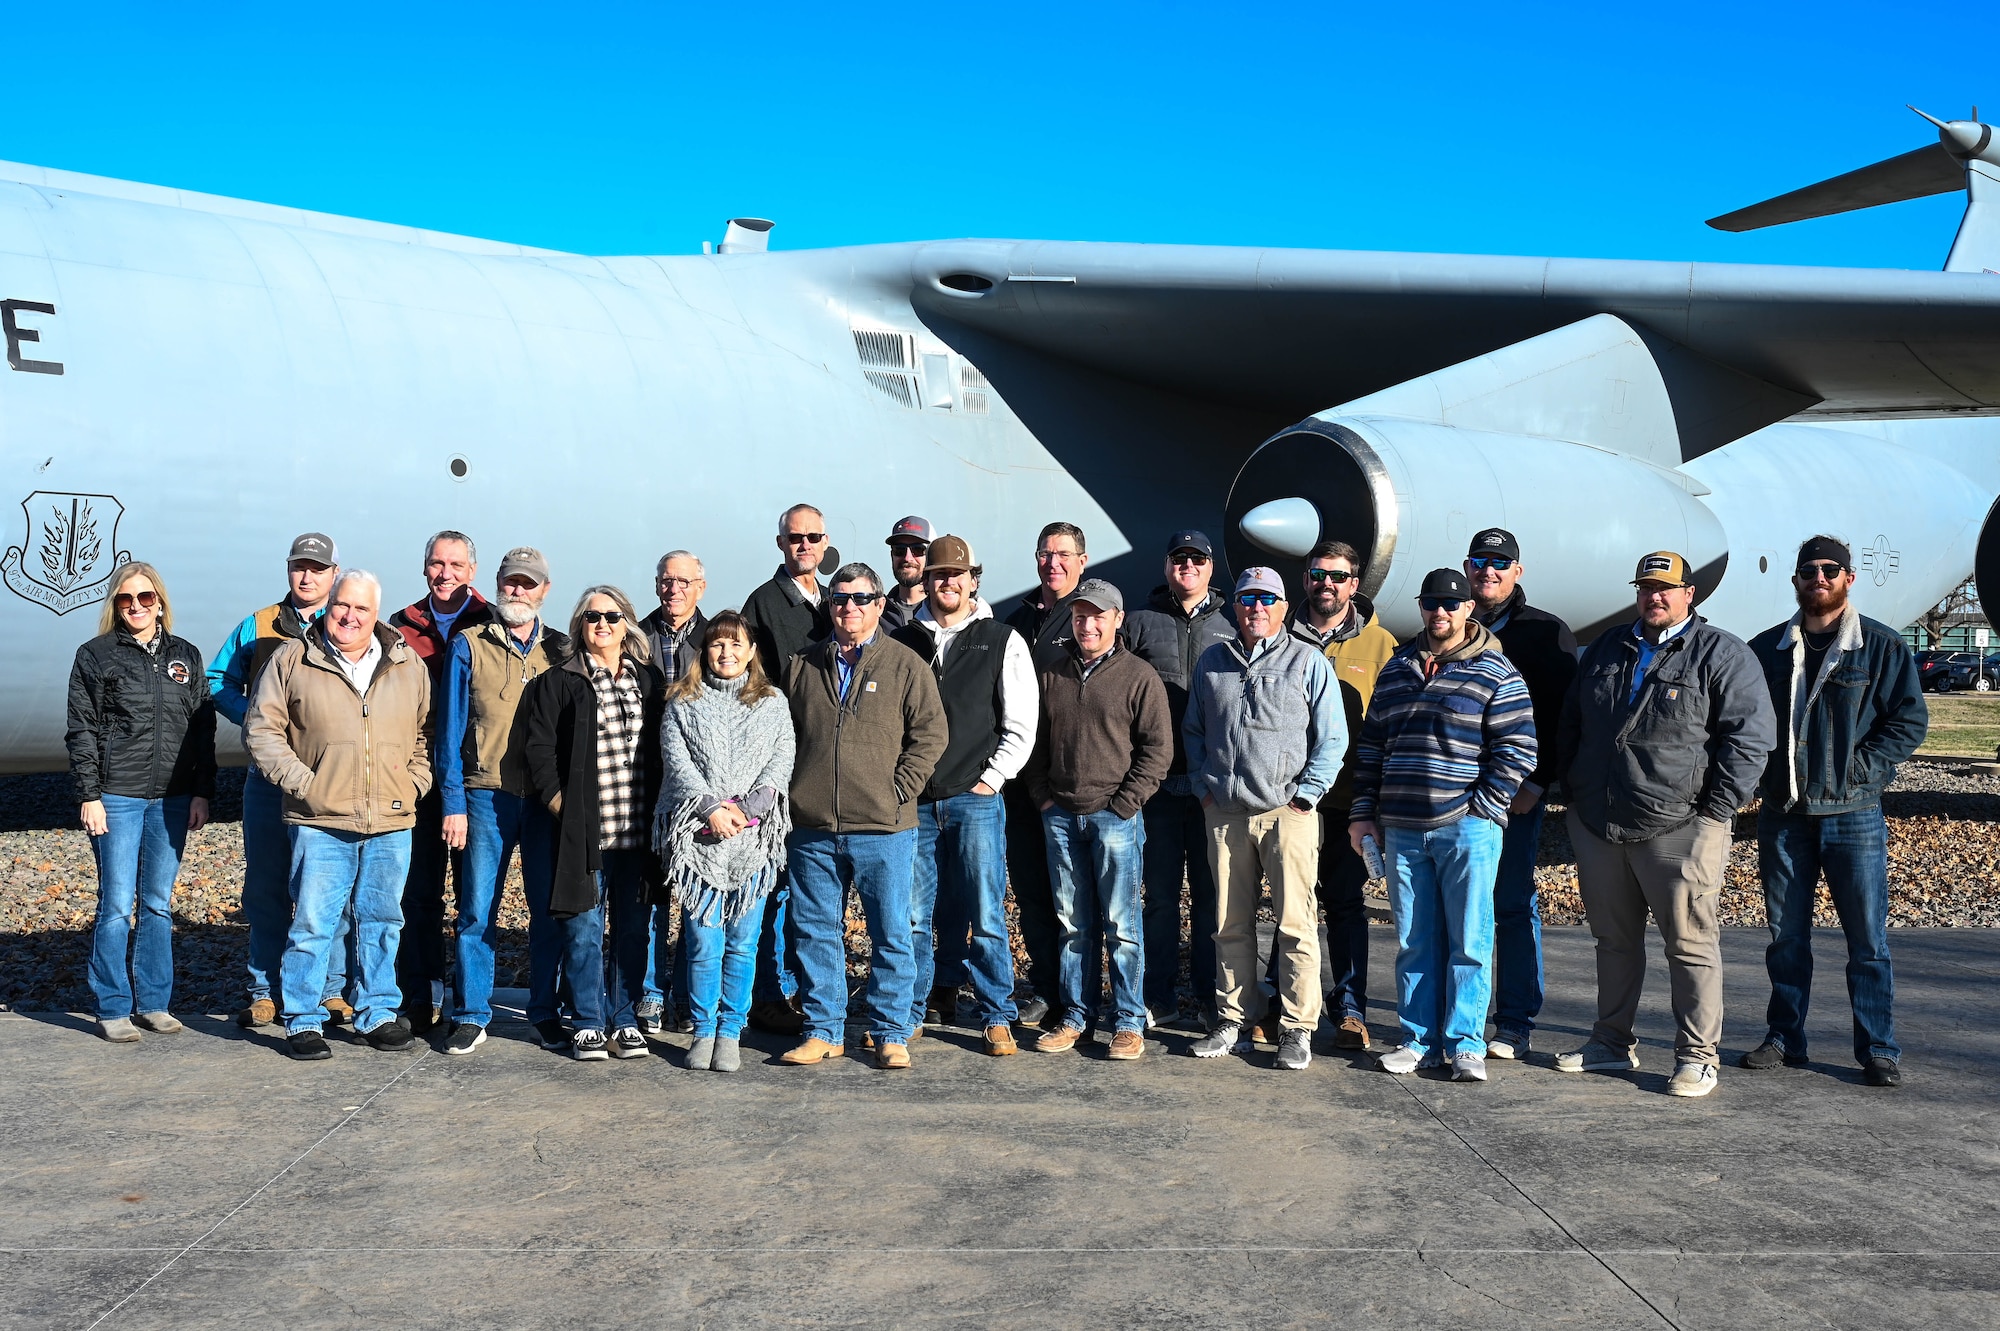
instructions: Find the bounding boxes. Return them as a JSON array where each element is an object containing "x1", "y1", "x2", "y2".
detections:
[
  {"x1": 654, "y1": 611, "x2": 794, "y2": 1071},
  {"x1": 64, "y1": 561, "x2": 216, "y2": 1042},
  {"x1": 523, "y1": 585, "x2": 668, "y2": 1061}
]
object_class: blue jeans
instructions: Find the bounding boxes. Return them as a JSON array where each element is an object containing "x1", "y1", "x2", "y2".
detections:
[
  {"x1": 643, "y1": 900, "x2": 692, "y2": 1013},
  {"x1": 787, "y1": 827, "x2": 919, "y2": 1046},
  {"x1": 1758, "y1": 803, "x2": 1898, "y2": 1064},
  {"x1": 281, "y1": 826, "x2": 411, "y2": 1035},
  {"x1": 752, "y1": 873, "x2": 800, "y2": 1005},
  {"x1": 1490, "y1": 802, "x2": 1547, "y2": 1039},
  {"x1": 599, "y1": 849, "x2": 654, "y2": 1031},
  {"x1": 88, "y1": 793, "x2": 189, "y2": 1019},
  {"x1": 684, "y1": 896, "x2": 767, "y2": 1038},
  {"x1": 1385, "y1": 816, "x2": 1501, "y2": 1057},
  {"x1": 914, "y1": 792, "x2": 1017, "y2": 1029},
  {"x1": 396, "y1": 788, "x2": 457, "y2": 1015},
  {"x1": 455, "y1": 790, "x2": 554, "y2": 1028},
  {"x1": 1141, "y1": 790, "x2": 1216, "y2": 1016},
  {"x1": 1043, "y1": 806, "x2": 1147, "y2": 1034},
  {"x1": 242, "y1": 771, "x2": 350, "y2": 1005},
  {"x1": 522, "y1": 852, "x2": 606, "y2": 1033}
]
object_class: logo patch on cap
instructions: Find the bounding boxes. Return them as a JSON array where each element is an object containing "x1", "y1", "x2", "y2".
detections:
[
  {"x1": 1641, "y1": 555, "x2": 1674, "y2": 573},
  {"x1": 1483, "y1": 534, "x2": 1505, "y2": 546}
]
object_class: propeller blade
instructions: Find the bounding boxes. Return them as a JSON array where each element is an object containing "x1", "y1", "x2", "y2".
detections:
[{"x1": 1707, "y1": 143, "x2": 1963, "y2": 231}]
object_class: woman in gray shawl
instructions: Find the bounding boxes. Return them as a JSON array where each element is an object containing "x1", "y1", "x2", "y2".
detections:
[{"x1": 654, "y1": 611, "x2": 795, "y2": 1071}]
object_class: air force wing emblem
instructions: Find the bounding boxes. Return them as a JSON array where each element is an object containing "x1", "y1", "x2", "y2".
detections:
[{"x1": 3, "y1": 492, "x2": 132, "y2": 615}]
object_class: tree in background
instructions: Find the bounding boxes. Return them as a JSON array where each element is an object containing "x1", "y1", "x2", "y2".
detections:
[{"x1": 1916, "y1": 576, "x2": 1983, "y2": 648}]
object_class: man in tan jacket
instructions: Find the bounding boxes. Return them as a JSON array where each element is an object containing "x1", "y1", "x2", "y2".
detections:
[{"x1": 247, "y1": 569, "x2": 433, "y2": 1061}]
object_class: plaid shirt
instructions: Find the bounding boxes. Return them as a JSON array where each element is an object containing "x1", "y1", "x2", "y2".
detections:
[{"x1": 589, "y1": 660, "x2": 646, "y2": 850}]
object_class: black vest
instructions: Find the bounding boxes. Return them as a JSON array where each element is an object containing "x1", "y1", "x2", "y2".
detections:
[{"x1": 893, "y1": 617, "x2": 1015, "y2": 801}]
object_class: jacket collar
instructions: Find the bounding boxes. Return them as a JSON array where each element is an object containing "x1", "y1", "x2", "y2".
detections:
[
  {"x1": 399, "y1": 588, "x2": 491, "y2": 636},
  {"x1": 1473, "y1": 585, "x2": 1525, "y2": 629},
  {"x1": 1145, "y1": 585, "x2": 1224, "y2": 622},
  {"x1": 914, "y1": 597, "x2": 993, "y2": 630},
  {"x1": 770, "y1": 567, "x2": 823, "y2": 608},
  {"x1": 1413, "y1": 619, "x2": 1497, "y2": 671},
  {"x1": 1777, "y1": 600, "x2": 1863, "y2": 652},
  {"x1": 304, "y1": 622, "x2": 407, "y2": 673}
]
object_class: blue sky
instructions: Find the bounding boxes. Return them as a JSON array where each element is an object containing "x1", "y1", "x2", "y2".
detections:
[{"x1": 4, "y1": 4, "x2": 1984, "y2": 267}]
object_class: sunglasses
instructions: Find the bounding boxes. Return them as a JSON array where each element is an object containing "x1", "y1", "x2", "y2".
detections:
[
  {"x1": 1236, "y1": 592, "x2": 1281, "y2": 607},
  {"x1": 783, "y1": 532, "x2": 827, "y2": 545},
  {"x1": 580, "y1": 610, "x2": 625, "y2": 625},
  {"x1": 828, "y1": 591, "x2": 882, "y2": 608},
  {"x1": 1170, "y1": 553, "x2": 1210, "y2": 567},
  {"x1": 1468, "y1": 557, "x2": 1516, "y2": 571},
  {"x1": 113, "y1": 590, "x2": 159, "y2": 610},
  {"x1": 1796, "y1": 561, "x2": 1848, "y2": 581},
  {"x1": 1305, "y1": 568, "x2": 1355, "y2": 584},
  {"x1": 1419, "y1": 597, "x2": 1466, "y2": 613},
  {"x1": 889, "y1": 541, "x2": 928, "y2": 555}
]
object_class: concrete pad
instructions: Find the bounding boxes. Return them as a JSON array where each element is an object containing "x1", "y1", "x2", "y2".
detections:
[{"x1": 6, "y1": 928, "x2": 1999, "y2": 1329}]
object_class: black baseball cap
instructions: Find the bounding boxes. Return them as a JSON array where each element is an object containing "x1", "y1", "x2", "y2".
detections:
[
  {"x1": 1165, "y1": 529, "x2": 1214, "y2": 558},
  {"x1": 1418, "y1": 568, "x2": 1471, "y2": 600},
  {"x1": 1467, "y1": 528, "x2": 1520, "y2": 562}
]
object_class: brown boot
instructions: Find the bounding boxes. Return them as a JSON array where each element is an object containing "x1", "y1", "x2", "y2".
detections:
[
  {"x1": 321, "y1": 996, "x2": 355, "y2": 1027},
  {"x1": 750, "y1": 999, "x2": 806, "y2": 1036},
  {"x1": 1035, "y1": 1026, "x2": 1082, "y2": 1053},
  {"x1": 1333, "y1": 1015, "x2": 1371, "y2": 1051},
  {"x1": 779, "y1": 1037, "x2": 844, "y2": 1064},
  {"x1": 983, "y1": 1024, "x2": 1018, "y2": 1056},
  {"x1": 236, "y1": 997, "x2": 277, "y2": 1029},
  {"x1": 1249, "y1": 1015, "x2": 1281, "y2": 1047},
  {"x1": 1107, "y1": 1030, "x2": 1145, "y2": 1060},
  {"x1": 875, "y1": 1042, "x2": 911, "y2": 1070}
]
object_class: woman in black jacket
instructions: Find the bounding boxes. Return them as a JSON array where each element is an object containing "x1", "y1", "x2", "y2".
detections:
[
  {"x1": 522, "y1": 584, "x2": 666, "y2": 1061},
  {"x1": 64, "y1": 562, "x2": 216, "y2": 1042}
]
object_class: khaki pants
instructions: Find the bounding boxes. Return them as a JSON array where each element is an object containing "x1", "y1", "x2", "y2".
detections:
[
  {"x1": 1207, "y1": 805, "x2": 1322, "y2": 1031},
  {"x1": 1568, "y1": 810, "x2": 1730, "y2": 1067}
]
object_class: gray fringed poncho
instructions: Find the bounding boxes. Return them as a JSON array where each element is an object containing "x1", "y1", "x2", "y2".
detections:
[{"x1": 653, "y1": 671, "x2": 795, "y2": 926}]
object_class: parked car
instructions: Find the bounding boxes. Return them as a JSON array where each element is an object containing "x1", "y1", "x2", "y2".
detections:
[{"x1": 1919, "y1": 650, "x2": 1991, "y2": 692}]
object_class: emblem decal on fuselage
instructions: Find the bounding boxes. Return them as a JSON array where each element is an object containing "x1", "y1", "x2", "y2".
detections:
[
  {"x1": 1859, "y1": 534, "x2": 1900, "y2": 587},
  {"x1": 3, "y1": 492, "x2": 132, "y2": 615}
]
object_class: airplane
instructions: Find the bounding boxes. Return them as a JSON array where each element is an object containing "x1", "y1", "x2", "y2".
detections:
[{"x1": 4, "y1": 107, "x2": 1999, "y2": 774}]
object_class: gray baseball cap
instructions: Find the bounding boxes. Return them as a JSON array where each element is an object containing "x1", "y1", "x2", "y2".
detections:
[
  {"x1": 287, "y1": 532, "x2": 338, "y2": 566},
  {"x1": 497, "y1": 546, "x2": 551, "y2": 586},
  {"x1": 1071, "y1": 578, "x2": 1124, "y2": 613}
]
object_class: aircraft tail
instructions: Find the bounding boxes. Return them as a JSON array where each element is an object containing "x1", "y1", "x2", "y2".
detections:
[{"x1": 1707, "y1": 107, "x2": 2000, "y2": 273}]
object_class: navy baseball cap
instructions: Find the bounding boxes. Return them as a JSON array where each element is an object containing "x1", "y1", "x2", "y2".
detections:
[
  {"x1": 887, "y1": 516, "x2": 934, "y2": 546},
  {"x1": 1166, "y1": 529, "x2": 1214, "y2": 558}
]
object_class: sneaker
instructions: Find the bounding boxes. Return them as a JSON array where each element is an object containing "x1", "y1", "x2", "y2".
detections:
[
  {"x1": 1275, "y1": 1029, "x2": 1312, "y2": 1071},
  {"x1": 1666, "y1": 1061, "x2": 1718, "y2": 1098},
  {"x1": 133, "y1": 1010, "x2": 182, "y2": 1034},
  {"x1": 571, "y1": 1029, "x2": 610, "y2": 1061},
  {"x1": 445, "y1": 1023, "x2": 487, "y2": 1056},
  {"x1": 1554, "y1": 1040, "x2": 1640, "y2": 1073},
  {"x1": 1487, "y1": 1030, "x2": 1530, "y2": 1061},
  {"x1": 236, "y1": 997, "x2": 277, "y2": 1029},
  {"x1": 612, "y1": 1027, "x2": 649, "y2": 1059},
  {"x1": 1377, "y1": 1045, "x2": 1426, "y2": 1075},
  {"x1": 1191, "y1": 1022, "x2": 1246, "y2": 1058},
  {"x1": 1739, "y1": 1038, "x2": 1807, "y2": 1070},
  {"x1": 1864, "y1": 1056, "x2": 1902, "y2": 1088},
  {"x1": 98, "y1": 1017, "x2": 142, "y2": 1043},
  {"x1": 287, "y1": 1029, "x2": 332, "y2": 1060},
  {"x1": 1332, "y1": 1015, "x2": 1370, "y2": 1051},
  {"x1": 366, "y1": 1019, "x2": 416, "y2": 1052},
  {"x1": 533, "y1": 1018, "x2": 570, "y2": 1050},
  {"x1": 1035, "y1": 1026, "x2": 1082, "y2": 1053},
  {"x1": 671, "y1": 1010, "x2": 697, "y2": 1035},
  {"x1": 1107, "y1": 1030, "x2": 1145, "y2": 1060},
  {"x1": 635, "y1": 997, "x2": 664, "y2": 1035},
  {"x1": 712, "y1": 1037, "x2": 742, "y2": 1073},
  {"x1": 687, "y1": 1036, "x2": 715, "y2": 1070},
  {"x1": 1451, "y1": 1052, "x2": 1488, "y2": 1082}
]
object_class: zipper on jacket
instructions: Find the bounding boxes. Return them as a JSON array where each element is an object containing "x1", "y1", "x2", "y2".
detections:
[{"x1": 147, "y1": 638, "x2": 165, "y2": 797}]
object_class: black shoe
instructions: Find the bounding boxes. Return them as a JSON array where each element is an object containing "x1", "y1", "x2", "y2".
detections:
[
  {"x1": 287, "y1": 1030, "x2": 332, "y2": 1061},
  {"x1": 367, "y1": 1019, "x2": 416, "y2": 1052},
  {"x1": 533, "y1": 1018, "x2": 570, "y2": 1049},
  {"x1": 927, "y1": 986, "x2": 958, "y2": 1026},
  {"x1": 405, "y1": 1006, "x2": 443, "y2": 1035},
  {"x1": 445, "y1": 1023, "x2": 487, "y2": 1056},
  {"x1": 1864, "y1": 1057, "x2": 1902, "y2": 1088},
  {"x1": 1014, "y1": 996, "x2": 1050, "y2": 1027},
  {"x1": 1738, "y1": 1039, "x2": 1807, "y2": 1070}
]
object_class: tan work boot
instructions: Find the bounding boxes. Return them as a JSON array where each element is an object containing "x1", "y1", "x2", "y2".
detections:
[
  {"x1": 1333, "y1": 1015, "x2": 1371, "y2": 1051},
  {"x1": 1107, "y1": 1030, "x2": 1144, "y2": 1060},
  {"x1": 322, "y1": 996, "x2": 355, "y2": 1026},
  {"x1": 236, "y1": 997, "x2": 277, "y2": 1029},
  {"x1": 875, "y1": 1042, "x2": 911, "y2": 1070},
  {"x1": 983, "y1": 1025, "x2": 1018, "y2": 1056},
  {"x1": 779, "y1": 1037, "x2": 844, "y2": 1065},
  {"x1": 1035, "y1": 1025, "x2": 1082, "y2": 1053}
]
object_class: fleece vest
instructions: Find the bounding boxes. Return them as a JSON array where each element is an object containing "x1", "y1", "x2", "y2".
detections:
[
  {"x1": 462, "y1": 622, "x2": 567, "y2": 796},
  {"x1": 895, "y1": 617, "x2": 1013, "y2": 801}
]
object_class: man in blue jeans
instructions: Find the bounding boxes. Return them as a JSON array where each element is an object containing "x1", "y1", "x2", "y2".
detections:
[
  {"x1": 779, "y1": 563, "x2": 948, "y2": 1070},
  {"x1": 435, "y1": 547, "x2": 569, "y2": 1055},
  {"x1": 1023, "y1": 579, "x2": 1173, "y2": 1061},
  {"x1": 1744, "y1": 536, "x2": 1927, "y2": 1087},
  {"x1": 246, "y1": 569, "x2": 434, "y2": 1061},
  {"x1": 1350, "y1": 569, "x2": 1537, "y2": 1084},
  {"x1": 891, "y1": 536, "x2": 1038, "y2": 1056}
]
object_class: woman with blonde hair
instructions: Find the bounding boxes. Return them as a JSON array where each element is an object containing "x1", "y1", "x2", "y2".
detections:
[
  {"x1": 654, "y1": 611, "x2": 794, "y2": 1071},
  {"x1": 64, "y1": 562, "x2": 215, "y2": 1042}
]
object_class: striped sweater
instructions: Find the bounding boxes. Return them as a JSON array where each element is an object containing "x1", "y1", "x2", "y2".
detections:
[{"x1": 1348, "y1": 622, "x2": 1538, "y2": 831}]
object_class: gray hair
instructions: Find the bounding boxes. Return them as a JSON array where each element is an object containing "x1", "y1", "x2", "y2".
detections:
[
  {"x1": 828, "y1": 562, "x2": 883, "y2": 595},
  {"x1": 567, "y1": 584, "x2": 652, "y2": 664},
  {"x1": 425, "y1": 529, "x2": 477, "y2": 564},
  {"x1": 778, "y1": 503, "x2": 823, "y2": 534},
  {"x1": 331, "y1": 568, "x2": 383, "y2": 607},
  {"x1": 655, "y1": 549, "x2": 706, "y2": 579}
]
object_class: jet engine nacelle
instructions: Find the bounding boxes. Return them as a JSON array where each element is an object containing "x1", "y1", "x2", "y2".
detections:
[{"x1": 1224, "y1": 415, "x2": 1727, "y2": 642}]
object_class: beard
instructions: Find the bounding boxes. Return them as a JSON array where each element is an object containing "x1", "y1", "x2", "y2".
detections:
[
  {"x1": 496, "y1": 598, "x2": 539, "y2": 627},
  {"x1": 1795, "y1": 581, "x2": 1850, "y2": 616}
]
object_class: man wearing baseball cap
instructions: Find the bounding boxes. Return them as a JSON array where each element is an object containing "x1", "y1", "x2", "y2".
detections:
[
  {"x1": 1022, "y1": 578, "x2": 1173, "y2": 1059},
  {"x1": 1554, "y1": 551, "x2": 1775, "y2": 1097},
  {"x1": 1350, "y1": 569, "x2": 1536, "y2": 1083},
  {"x1": 1185, "y1": 567, "x2": 1347, "y2": 1070},
  {"x1": 1463, "y1": 527, "x2": 1577, "y2": 1061},
  {"x1": 881, "y1": 515, "x2": 933, "y2": 632},
  {"x1": 208, "y1": 532, "x2": 353, "y2": 1030},
  {"x1": 1123, "y1": 529, "x2": 1237, "y2": 1027},
  {"x1": 435, "y1": 547, "x2": 570, "y2": 1054}
]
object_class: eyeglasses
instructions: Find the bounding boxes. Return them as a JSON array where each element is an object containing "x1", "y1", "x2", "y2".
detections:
[
  {"x1": 658, "y1": 576, "x2": 701, "y2": 591},
  {"x1": 1170, "y1": 553, "x2": 1210, "y2": 567},
  {"x1": 1035, "y1": 549, "x2": 1079, "y2": 563},
  {"x1": 1468, "y1": 557, "x2": 1516, "y2": 571},
  {"x1": 113, "y1": 590, "x2": 158, "y2": 610},
  {"x1": 1419, "y1": 598, "x2": 1466, "y2": 613},
  {"x1": 782, "y1": 532, "x2": 827, "y2": 545},
  {"x1": 1236, "y1": 592, "x2": 1281, "y2": 608},
  {"x1": 1306, "y1": 568, "x2": 1354, "y2": 584},
  {"x1": 1796, "y1": 561, "x2": 1847, "y2": 582},
  {"x1": 580, "y1": 610, "x2": 625, "y2": 625},
  {"x1": 828, "y1": 591, "x2": 882, "y2": 608}
]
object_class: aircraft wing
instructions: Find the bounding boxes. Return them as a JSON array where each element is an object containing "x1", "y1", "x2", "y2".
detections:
[{"x1": 903, "y1": 241, "x2": 2000, "y2": 431}]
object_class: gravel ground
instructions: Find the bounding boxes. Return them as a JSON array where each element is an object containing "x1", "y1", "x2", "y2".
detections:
[{"x1": 6, "y1": 762, "x2": 1999, "y2": 1013}]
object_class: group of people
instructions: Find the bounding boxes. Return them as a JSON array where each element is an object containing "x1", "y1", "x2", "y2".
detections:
[{"x1": 65, "y1": 507, "x2": 1928, "y2": 1093}]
